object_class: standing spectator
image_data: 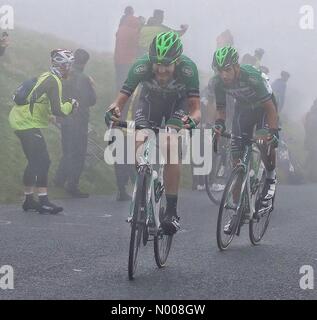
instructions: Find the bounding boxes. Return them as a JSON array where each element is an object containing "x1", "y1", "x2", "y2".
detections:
[
  {"x1": 272, "y1": 71, "x2": 290, "y2": 112},
  {"x1": 54, "y1": 49, "x2": 97, "y2": 198},
  {"x1": 114, "y1": 6, "x2": 142, "y2": 93},
  {"x1": 216, "y1": 29, "x2": 234, "y2": 48},
  {"x1": 0, "y1": 32, "x2": 9, "y2": 57},
  {"x1": 9, "y1": 49, "x2": 75, "y2": 214},
  {"x1": 253, "y1": 48, "x2": 265, "y2": 68},
  {"x1": 138, "y1": 9, "x2": 188, "y2": 56},
  {"x1": 113, "y1": 6, "x2": 141, "y2": 201},
  {"x1": 241, "y1": 48, "x2": 265, "y2": 68}
]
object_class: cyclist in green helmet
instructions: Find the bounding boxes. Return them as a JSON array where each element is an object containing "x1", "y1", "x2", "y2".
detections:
[
  {"x1": 210, "y1": 46, "x2": 279, "y2": 231},
  {"x1": 106, "y1": 31, "x2": 201, "y2": 235}
]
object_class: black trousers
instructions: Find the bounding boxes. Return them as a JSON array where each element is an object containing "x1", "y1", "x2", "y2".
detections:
[
  {"x1": 15, "y1": 128, "x2": 51, "y2": 188},
  {"x1": 115, "y1": 63, "x2": 131, "y2": 93},
  {"x1": 55, "y1": 114, "x2": 88, "y2": 189}
]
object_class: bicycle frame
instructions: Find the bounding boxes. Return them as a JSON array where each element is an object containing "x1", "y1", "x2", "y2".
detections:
[
  {"x1": 234, "y1": 143, "x2": 266, "y2": 235},
  {"x1": 130, "y1": 131, "x2": 165, "y2": 235}
]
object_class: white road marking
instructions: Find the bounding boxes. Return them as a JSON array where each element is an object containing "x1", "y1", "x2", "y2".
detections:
[
  {"x1": 100, "y1": 214, "x2": 112, "y2": 218},
  {"x1": 0, "y1": 220, "x2": 12, "y2": 225}
]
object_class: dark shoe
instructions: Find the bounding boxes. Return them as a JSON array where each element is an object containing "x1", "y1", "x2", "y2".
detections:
[
  {"x1": 22, "y1": 198, "x2": 41, "y2": 212},
  {"x1": 161, "y1": 212, "x2": 180, "y2": 235},
  {"x1": 39, "y1": 201, "x2": 63, "y2": 214},
  {"x1": 66, "y1": 188, "x2": 89, "y2": 198},
  {"x1": 116, "y1": 191, "x2": 132, "y2": 202}
]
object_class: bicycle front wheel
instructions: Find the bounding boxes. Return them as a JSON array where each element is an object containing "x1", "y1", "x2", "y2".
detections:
[
  {"x1": 217, "y1": 166, "x2": 245, "y2": 250},
  {"x1": 249, "y1": 170, "x2": 274, "y2": 245},
  {"x1": 154, "y1": 196, "x2": 173, "y2": 268},
  {"x1": 128, "y1": 172, "x2": 147, "y2": 280},
  {"x1": 205, "y1": 152, "x2": 228, "y2": 205}
]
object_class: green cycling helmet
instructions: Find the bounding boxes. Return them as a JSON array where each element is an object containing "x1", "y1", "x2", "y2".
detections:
[
  {"x1": 212, "y1": 46, "x2": 239, "y2": 70},
  {"x1": 149, "y1": 31, "x2": 183, "y2": 65}
]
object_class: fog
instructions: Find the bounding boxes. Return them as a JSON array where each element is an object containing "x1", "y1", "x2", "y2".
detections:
[{"x1": 4, "y1": 0, "x2": 317, "y2": 117}]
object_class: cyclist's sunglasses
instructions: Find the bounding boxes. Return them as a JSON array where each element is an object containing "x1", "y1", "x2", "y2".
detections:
[{"x1": 149, "y1": 55, "x2": 179, "y2": 66}]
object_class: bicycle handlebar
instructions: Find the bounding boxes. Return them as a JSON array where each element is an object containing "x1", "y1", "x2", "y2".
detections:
[
  {"x1": 107, "y1": 120, "x2": 163, "y2": 132},
  {"x1": 221, "y1": 131, "x2": 257, "y2": 144},
  {"x1": 214, "y1": 130, "x2": 273, "y2": 156}
]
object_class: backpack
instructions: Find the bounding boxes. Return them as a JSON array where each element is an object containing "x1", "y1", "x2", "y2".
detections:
[{"x1": 13, "y1": 77, "x2": 38, "y2": 106}]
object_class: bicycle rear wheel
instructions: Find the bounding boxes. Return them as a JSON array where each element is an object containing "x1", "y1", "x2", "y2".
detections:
[
  {"x1": 128, "y1": 172, "x2": 147, "y2": 280},
  {"x1": 249, "y1": 170, "x2": 274, "y2": 245},
  {"x1": 205, "y1": 149, "x2": 229, "y2": 205},
  {"x1": 154, "y1": 196, "x2": 173, "y2": 268},
  {"x1": 217, "y1": 166, "x2": 245, "y2": 250}
]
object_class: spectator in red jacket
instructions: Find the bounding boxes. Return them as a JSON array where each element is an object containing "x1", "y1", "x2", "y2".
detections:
[
  {"x1": 114, "y1": 6, "x2": 142, "y2": 92},
  {"x1": 216, "y1": 29, "x2": 234, "y2": 48}
]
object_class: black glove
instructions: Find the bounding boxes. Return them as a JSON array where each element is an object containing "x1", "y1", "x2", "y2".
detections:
[
  {"x1": 267, "y1": 128, "x2": 279, "y2": 148},
  {"x1": 214, "y1": 119, "x2": 226, "y2": 134}
]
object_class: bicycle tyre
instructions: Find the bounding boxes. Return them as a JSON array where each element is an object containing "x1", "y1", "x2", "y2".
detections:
[
  {"x1": 205, "y1": 153, "x2": 222, "y2": 205},
  {"x1": 154, "y1": 196, "x2": 173, "y2": 268},
  {"x1": 249, "y1": 183, "x2": 275, "y2": 245},
  {"x1": 128, "y1": 172, "x2": 147, "y2": 280},
  {"x1": 205, "y1": 150, "x2": 230, "y2": 205},
  {"x1": 217, "y1": 166, "x2": 245, "y2": 250}
]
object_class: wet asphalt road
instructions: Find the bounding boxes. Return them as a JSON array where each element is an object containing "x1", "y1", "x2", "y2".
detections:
[{"x1": 0, "y1": 184, "x2": 316, "y2": 300}]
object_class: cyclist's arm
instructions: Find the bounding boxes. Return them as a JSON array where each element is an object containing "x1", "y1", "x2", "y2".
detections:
[
  {"x1": 112, "y1": 56, "x2": 150, "y2": 112},
  {"x1": 188, "y1": 97, "x2": 201, "y2": 124},
  {"x1": 112, "y1": 92, "x2": 130, "y2": 112},
  {"x1": 262, "y1": 99, "x2": 278, "y2": 130},
  {"x1": 33, "y1": 76, "x2": 72, "y2": 117}
]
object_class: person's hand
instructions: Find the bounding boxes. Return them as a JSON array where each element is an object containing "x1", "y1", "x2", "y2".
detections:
[
  {"x1": 266, "y1": 128, "x2": 279, "y2": 148},
  {"x1": 255, "y1": 128, "x2": 279, "y2": 148},
  {"x1": 182, "y1": 115, "x2": 198, "y2": 129},
  {"x1": 71, "y1": 99, "x2": 79, "y2": 113},
  {"x1": 214, "y1": 119, "x2": 226, "y2": 137},
  {"x1": 105, "y1": 103, "x2": 121, "y2": 127}
]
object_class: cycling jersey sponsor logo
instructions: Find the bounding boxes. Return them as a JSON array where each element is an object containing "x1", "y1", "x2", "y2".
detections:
[
  {"x1": 134, "y1": 64, "x2": 148, "y2": 75},
  {"x1": 182, "y1": 66, "x2": 194, "y2": 77},
  {"x1": 227, "y1": 87, "x2": 256, "y2": 100}
]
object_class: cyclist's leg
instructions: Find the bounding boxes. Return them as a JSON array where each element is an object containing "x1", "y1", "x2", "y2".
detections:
[
  {"x1": 230, "y1": 105, "x2": 254, "y2": 205},
  {"x1": 255, "y1": 107, "x2": 277, "y2": 201},
  {"x1": 159, "y1": 98, "x2": 189, "y2": 234}
]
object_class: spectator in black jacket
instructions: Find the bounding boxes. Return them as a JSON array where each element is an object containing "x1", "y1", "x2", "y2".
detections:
[{"x1": 54, "y1": 49, "x2": 97, "y2": 198}]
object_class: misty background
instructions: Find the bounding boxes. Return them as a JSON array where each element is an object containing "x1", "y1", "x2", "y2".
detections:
[{"x1": 3, "y1": 0, "x2": 317, "y2": 117}]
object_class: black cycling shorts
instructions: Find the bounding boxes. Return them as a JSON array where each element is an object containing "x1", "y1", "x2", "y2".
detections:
[
  {"x1": 134, "y1": 93, "x2": 188, "y2": 128},
  {"x1": 15, "y1": 128, "x2": 51, "y2": 187},
  {"x1": 231, "y1": 105, "x2": 267, "y2": 159}
]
